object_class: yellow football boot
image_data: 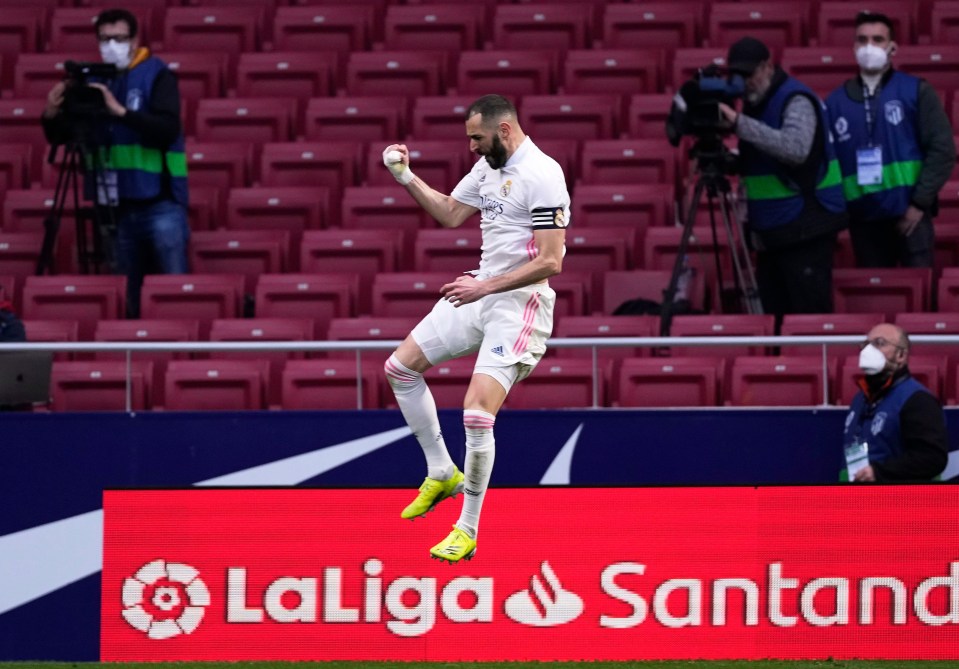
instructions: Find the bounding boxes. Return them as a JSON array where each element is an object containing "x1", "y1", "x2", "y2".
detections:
[
  {"x1": 400, "y1": 467, "x2": 464, "y2": 520},
  {"x1": 429, "y1": 525, "x2": 477, "y2": 563}
]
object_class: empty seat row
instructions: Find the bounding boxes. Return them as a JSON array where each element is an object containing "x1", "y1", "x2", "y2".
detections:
[
  {"x1": 0, "y1": 2, "x2": 953, "y2": 62},
  {"x1": 37, "y1": 350, "x2": 959, "y2": 413}
]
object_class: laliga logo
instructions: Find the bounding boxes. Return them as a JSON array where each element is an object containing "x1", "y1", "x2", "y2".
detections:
[
  {"x1": 505, "y1": 561, "x2": 583, "y2": 626},
  {"x1": 122, "y1": 560, "x2": 211, "y2": 639}
]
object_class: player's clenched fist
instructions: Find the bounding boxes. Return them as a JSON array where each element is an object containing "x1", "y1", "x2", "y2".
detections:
[{"x1": 382, "y1": 144, "x2": 415, "y2": 185}]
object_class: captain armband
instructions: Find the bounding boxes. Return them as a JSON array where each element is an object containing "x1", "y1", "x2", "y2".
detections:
[{"x1": 531, "y1": 206, "x2": 569, "y2": 230}]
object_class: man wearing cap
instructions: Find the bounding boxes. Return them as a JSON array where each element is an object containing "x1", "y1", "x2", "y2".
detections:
[
  {"x1": 718, "y1": 37, "x2": 847, "y2": 324},
  {"x1": 826, "y1": 12, "x2": 955, "y2": 269}
]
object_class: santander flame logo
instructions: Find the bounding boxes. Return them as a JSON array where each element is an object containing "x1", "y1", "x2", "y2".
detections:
[
  {"x1": 505, "y1": 561, "x2": 584, "y2": 627},
  {"x1": 121, "y1": 560, "x2": 210, "y2": 639}
]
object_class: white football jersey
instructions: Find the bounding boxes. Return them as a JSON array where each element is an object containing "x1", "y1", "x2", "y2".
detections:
[{"x1": 450, "y1": 137, "x2": 570, "y2": 278}]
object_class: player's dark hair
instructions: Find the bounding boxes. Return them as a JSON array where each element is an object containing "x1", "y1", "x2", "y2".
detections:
[
  {"x1": 95, "y1": 9, "x2": 139, "y2": 38},
  {"x1": 855, "y1": 11, "x2": 895, "y2": 40},
  {"x1": 466, "y1": 95, "x2": 517, "y2": 126}
]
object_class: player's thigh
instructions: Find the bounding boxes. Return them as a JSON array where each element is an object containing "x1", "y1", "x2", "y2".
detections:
[{"x1": 410, "y1": 297, "x2": 484, "y2": 366}]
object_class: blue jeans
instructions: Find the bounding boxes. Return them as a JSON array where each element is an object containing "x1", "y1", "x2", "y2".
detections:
[{"x1": 115, "y1": 199, "x2": 190, "y2": 318}]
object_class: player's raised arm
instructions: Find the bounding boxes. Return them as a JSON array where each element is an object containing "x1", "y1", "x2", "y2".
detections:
[{"x1": 382, "y1": 144, "x2": 477, "y2": 229}]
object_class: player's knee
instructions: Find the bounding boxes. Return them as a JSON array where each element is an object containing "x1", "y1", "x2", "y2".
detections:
[
  {"x1": 384, "y1": 353, "x2": 422, "y2": 390},
  {"x1": 463, "y1": 409, "x2": 495, "y2": 433}
]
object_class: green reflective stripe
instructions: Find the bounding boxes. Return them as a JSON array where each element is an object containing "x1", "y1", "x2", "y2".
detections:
[
  {"x1": 818, "y1": 158, "x2": 842, "y2": 189},
  {"x1": 165, "y1": 151, "x2": 188, "y2": 177},
  {"x1": 742, "y1": 174, "x2": 796, "y2": 200},
  {"x1": 103, "y1": 145, "x2": 165, "y2": 173},
  {"x1": 842, "y1": 159, "x2": 922, "y2": 201},
  {"x1": 744, "y1": 160, "x2": 843, "y2": 201}
]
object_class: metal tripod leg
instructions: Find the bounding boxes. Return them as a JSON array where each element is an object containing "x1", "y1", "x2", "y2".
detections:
[{"x1": 714, "y1": 188, "x2": 763, "y2": 315}]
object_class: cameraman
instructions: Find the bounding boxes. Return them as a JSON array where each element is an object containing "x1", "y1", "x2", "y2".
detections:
[
  {"x1": 41, "y1": 8, "x2": 189, "y2": 318},
  {"x1": 717, "y1": 37, "x2": 847, "y2": 324}
]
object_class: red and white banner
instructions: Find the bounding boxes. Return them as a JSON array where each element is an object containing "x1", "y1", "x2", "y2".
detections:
[{"x1": 102, "y1": 486, "x2": 959, "y2": 661}]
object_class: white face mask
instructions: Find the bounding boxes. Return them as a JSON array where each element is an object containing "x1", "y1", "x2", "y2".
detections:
[
  {"x1": 858, "y1": 344, "x2": 888, "y2": 376},
  {"x1": 99, "y1": 40, "x2": 132, "y2": 69},
  {"x1": 856, "y1": 44, "x2": 890, "y2": 72}
]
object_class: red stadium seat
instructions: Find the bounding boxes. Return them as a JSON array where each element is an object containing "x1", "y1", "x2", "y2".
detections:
[
  {"x1": 1, "y1": 189, "x2": 55, "y2": 233},
  {"x1": 94, "y1": 319, "x2": 199, "y2": 407},
  {"x1": 21, "y1": 275, "x2": 125, "y2": 340},
  {"x1": 893, "y1": 45, "x2": 959, "y2": 94},
  {"x1": 139, "y1": 274, "x2": 244, "y2": 338},
  {"x1": 225, "y1": 186, "x2": 328, "y2": 235},
  {"x1": 299, "y1": 229, "x2": 402, "y2": 314},
  {"x1": 413, "y1": 228, "x2": 482, "y2": 273},
  {"x1": 282, "y1": 358, "x2": 381, "y2": 410},
  {"x1": 548, "y1": 270, "x2": 591, "y2": 319},
  {"x1": 326, "y1": 315, "x2": 418, "y2": 360},
  {"x1": 934, "y1": 222, "x2": 959, "y2": 273},
  {"x1": 13, "y1": 53, "x2": 88, "y2": 99},
  {"x1": 602, "y1": 3, "x2": 702, "y2": 52},
  {"x1": 365, "y1": 140, "x2": 469, "y2": 194},
  {"x1": 50, "y1": 360, "x2": 153, "y2": 412},
  {"x1": 254, "y1": 273, "x2": 357, "y2": 340},
  {"x1": 625, "y1": 93, "x2": 673, "y2": 139},
  {"x1": 491, "y1": 3, "x2": 592, "y2": 52},
  {"x1": 832, "y1": 268, "x2": 931, "y2": 320},
  {"x1": 259, "y1": 141, "x2": 361, "y2": 224},
  {"x1": 570, "y1": 183, "x2": 674, "y2": 255},
  {"x1": 185, "y1": 141, "x2": 254, "y2": 193},
  {"x1": 235, "y1": 51, "x2": 335, "y2": 100},
  {"x1": 341, "y1": 186, "x2": 433, "y2": 238},
  {"x1": 156, "y1": 52, "x2": 228, "y2": 104},
  {"x1": 302, "y1": 96, "x2": 406, "y2": 142},
  {"x1": 49, "y1": 7, "x2": 151, "y2": 53},
  {"x1": 186, "y1": 184, "x2": 221, "y2": 232},
  {"x1": 345, "y1": 50, "x2": 446, "y2": 97},
  {"x1": 371, "y1": 272, "x2": 448, "y2": 318},
  {"x1": 164, "y1": 359, "x2": 266, "y2": 411},
  {"x1": 668, "y1": 314, "x2": 775, "y2": 360},
  {"x1": 209, "y1": 317, "x2": 314, "y2": 407},
  {"x1": 0, "y1": 275, "x2": 16, "y2": 311},
  {"x1": 0, "y1": 231, "x2": 43, "y2": 282},
  {"x1": 163, "y1": 6, "x2": 263, "y2": 54},
  {"x1": 519, "y1": 94, "x2": 620, "y2": 141},
  {"x1": 602, "y1": 269, "x2": 706, "y2": 314},
  {"x1": 563, "y1": 227, "x2": 634, "y2": 295},
  {"x1": 563, "y1": 49, "x2": 664, "y2": 96},
  {"x1": 504, "y1": 357, "x2": 604, "y2": 408},
  {"x1": 612, "y1": 356, "x2": 721, "y2": 407},
  {"x1": 552, "y1": 314, "x2": 656, "y2": 361},
  {"x1": 781, "y1": 46, "x2": 856, "y2": 99},
  {"x1": 728, "y1": 356, "x2": 829, "y2": 407},
  {"x1": 707, "y1": 2, "x2": 809, "y2": 53},
  {"x1": 0, "y1": 100, "x2": 47, "y2": 173},
  {"x1": 189, "y1": 229, "x2": 291, "y2": 294},
  {"x1": 932, "y1": 1, "x2": 959, "y2": 44},
  {"x1": 410, "y1": 96, "x2": 476, "y2": 139},
  {"x1": 938, "y1": 267, "x2": 959, "y2": 312},
  {"x1": 894, "y1": 311, "x2": 959, "y2": 390},
  {"x1": 816, "y1": 2, "x2": 914, "y2": 48},
  {"x1": 272, "y1": 5, "x2": 374, "y2": 53},
  {"x1": 779, "y1": 312, "x2": 883, "y2": 364},
  {"x1": 0, "y1": 143, "x2": 32, "y2": 202},
  {"x1": 0, "y1": 8, "x2": 43, "y2": 91},
  {"x1": 383, "y1": 4, "x2": 485, "y2": 54},
  {"x1": 937, "y1": 181, "x2": 959, "y2": 224},
  {"x1": 579, "y1": 140, "x2": 677, "y2": 188},
  {"x1": 642, "y1": 225, "x2": 734, "y2": 294},
  {"x1": 456, "y1": 50, "x2": 556, "y2": 98},
  {"x1": 22, "y1": 319, "x2": 79, "y2": 361},
  {"x1": 195, "y1": 98, "x2": 295, "y2": 143}
]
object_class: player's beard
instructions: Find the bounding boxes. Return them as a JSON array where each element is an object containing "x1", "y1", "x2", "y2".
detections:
[{"x1": 483, "y1": 134, "x2": 508, "y2": 170}]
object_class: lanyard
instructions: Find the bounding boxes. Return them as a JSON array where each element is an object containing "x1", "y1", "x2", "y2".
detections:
[{"x1": 862, "y1": 86, "x2": 880, "y2": 145}]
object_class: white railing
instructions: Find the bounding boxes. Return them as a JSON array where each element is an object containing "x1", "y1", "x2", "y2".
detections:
[{"x1": 4, "y1": 335, "x2": 959, "y2": 411}]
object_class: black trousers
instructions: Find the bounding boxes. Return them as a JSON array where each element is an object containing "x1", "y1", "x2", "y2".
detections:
[
  {"x1": 756, "y1": 232, "x2": 837, "y2": 324},
  {"x1": 848, "y1": 214, "x2": 935, "y2": 268}
]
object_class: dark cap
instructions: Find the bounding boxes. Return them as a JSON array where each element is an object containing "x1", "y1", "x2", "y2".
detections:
[{"x1": 727, "y1": 36, "x2": 771, "y2": 76}]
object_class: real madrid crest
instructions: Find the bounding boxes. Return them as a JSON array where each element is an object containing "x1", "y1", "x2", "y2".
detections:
[
  {"x1": 554, "y1": 209, "x2": 568, "y2": 228},
  {"x1": 500, "y1": 180, "x2": 512, "y2": 197}
]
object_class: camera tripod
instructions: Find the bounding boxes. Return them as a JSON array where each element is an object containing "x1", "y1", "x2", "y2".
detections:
[
  {"x1": 659, "y1": 139, "x2": 763, "y2": 336},
  {"x1": 37, "y1": 137, "x2": 117, "y2": 276}
]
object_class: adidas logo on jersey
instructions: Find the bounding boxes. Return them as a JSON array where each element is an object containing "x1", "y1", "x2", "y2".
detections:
[{"x1": 490, "y1": 345, "x2": 505, "y2": 357}]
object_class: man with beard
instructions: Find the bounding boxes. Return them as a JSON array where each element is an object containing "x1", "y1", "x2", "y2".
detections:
[
  {"x1": 826, "y1": 12, "x2": 955, "y2": 269},
  {"x1": 843, "y1": 323, "x2": 948, "y2": 481},
  {"x1": 718, "y1": 37, "x2": 848, "y2": 327},
  {"x1": 380, "y1": 94, "x2": 570, "y2": 562}
]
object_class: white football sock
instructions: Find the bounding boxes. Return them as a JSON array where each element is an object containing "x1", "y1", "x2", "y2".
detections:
[
  {"x1": 457, "y1": 409, "x2": 496, "y2": 539},
  {"x1": 384, "y1": 354, "x2": 454, "y2": 480}
]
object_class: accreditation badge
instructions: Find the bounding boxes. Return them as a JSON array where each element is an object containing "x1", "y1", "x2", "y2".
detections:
[{"x1": 855, "y1": 146, "x2": 883, "y2": 186}]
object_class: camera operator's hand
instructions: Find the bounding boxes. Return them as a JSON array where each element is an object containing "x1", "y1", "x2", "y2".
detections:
[
  {"x1": 718, "y1": 103, "x2": 739, "y2": 129},
  {"x1": 43, "y1": 82, "x2": 66, "y2": 119},
  {"x1": 86, "y1": 83, "x2": 127, "y2": 117}
]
